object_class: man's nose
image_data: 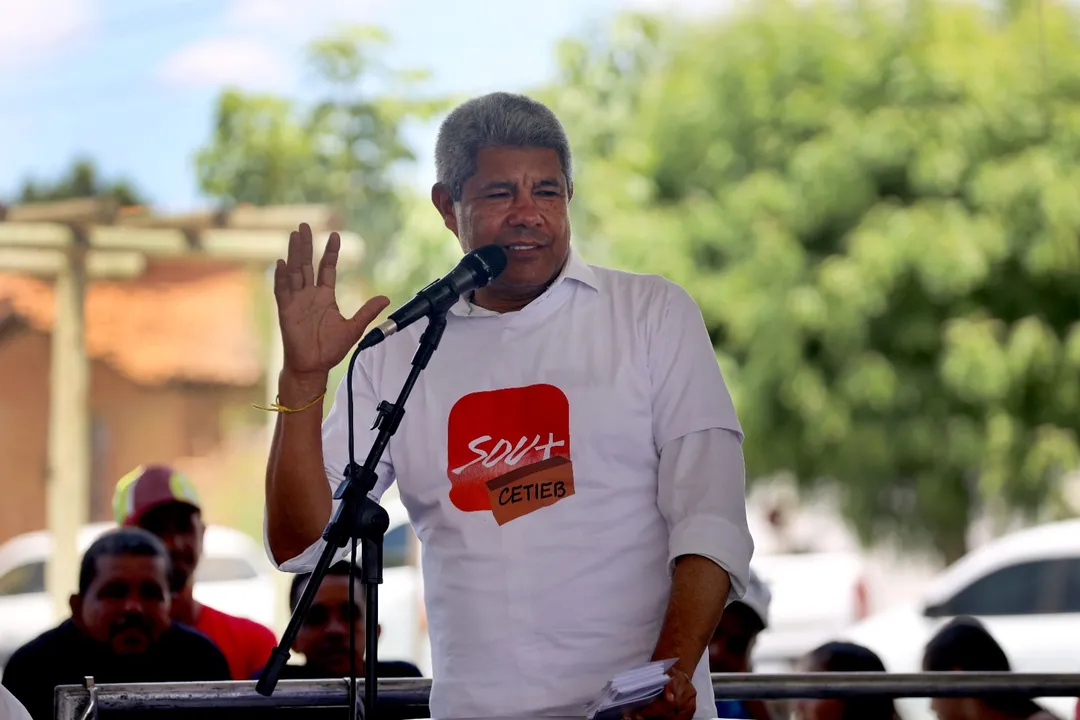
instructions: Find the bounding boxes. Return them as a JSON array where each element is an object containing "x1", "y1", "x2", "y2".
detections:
[
  {"x1": 507, "y1": 195, "x2": 542, "y2": 228},
  {"x1": 163, "y1": 531, "x2": 190, "y2": 551},
  {"x1": 123, "y1": 593, "x2": 146, "y2": 613},
  {"x1": 325, "y1": 614, "x2": 349, "y2": 635}
]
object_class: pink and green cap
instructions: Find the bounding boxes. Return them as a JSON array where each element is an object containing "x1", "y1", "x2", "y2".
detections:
[{"x1": 113, "y1": 465, "x2": 201, "y2": 527}]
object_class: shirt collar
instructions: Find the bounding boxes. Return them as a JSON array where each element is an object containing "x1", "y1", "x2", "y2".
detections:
[{"x1": 450, "y1": 245, "x2": 599, "y2": 317}]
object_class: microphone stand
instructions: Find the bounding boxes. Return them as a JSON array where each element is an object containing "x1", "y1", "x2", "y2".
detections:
[{"x1": 257, "y1": 309, "x2": 450, "y2": 720}]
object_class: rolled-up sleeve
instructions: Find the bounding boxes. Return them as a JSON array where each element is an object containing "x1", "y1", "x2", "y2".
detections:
[
  {"x1": 657, "y1": 428, "x2": 753, "y2": 602},
  {"x1": 263, "y1": 358, "x2": 397, "y2": 574},
  {"x1": 647, "y1": 279, "x2": 754, "y2": 602}
]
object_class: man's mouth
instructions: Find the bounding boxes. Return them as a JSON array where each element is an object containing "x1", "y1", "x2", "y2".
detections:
[
  {"x1": 116, "y1": 628, "x2": 148, "y2": 641},
  {"x1": 503, "y1": 244, "x2": 543, "y2": 253},
  {"x1": 111, "y1": 624, "x2": 152, "y2": 652},
  {"x1": 112, "y1": 617, "x2": 151, "y2": 635},
  {"x1": 319, "y1": 639, "x2": 349, "y2": 654}
]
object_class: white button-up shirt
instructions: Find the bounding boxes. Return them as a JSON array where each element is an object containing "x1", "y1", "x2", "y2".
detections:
[
  {"x1": 0, "y1": 684, "x2": 32, "y2": 720},
  {"x1": 268, "y1": 247, "x2": 754, "y2": 718}
]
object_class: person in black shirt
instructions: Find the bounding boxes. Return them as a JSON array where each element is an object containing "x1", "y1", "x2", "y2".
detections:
[
  {"x1": 247, "y1": 564, "x2": 423, "y2": 720},
  {"x1": 922, "y1": 616, "x2": 1060, "y2": 720},
  {"x1": 1, "y1": 527, "x2": 230, "y2": 720},
  {"x1": 271, "y1": 561, "x2": 423, "y2": 680}
]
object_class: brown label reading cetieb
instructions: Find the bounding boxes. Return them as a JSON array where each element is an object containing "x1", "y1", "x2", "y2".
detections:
[{"x1": 483, "y1": 456, "x2": 575, "y2": 526}]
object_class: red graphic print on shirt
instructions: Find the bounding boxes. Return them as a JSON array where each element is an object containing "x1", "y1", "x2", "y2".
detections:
[{"x1": 446, "y1": 384, "x2": 575, "y2": 525}]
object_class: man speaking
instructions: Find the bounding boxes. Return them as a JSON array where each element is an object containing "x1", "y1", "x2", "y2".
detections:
[{"x1": 263, "y1": 92, "x2": 753, "y2": 719}]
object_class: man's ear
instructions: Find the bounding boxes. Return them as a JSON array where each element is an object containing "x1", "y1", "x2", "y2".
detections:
[
  {"x1": 431, "y1": 183, "x2": 459, "y2": 237},
  {"x1": 69, "y1": 594, "x2": 82, "y2": 620},
  {"x1": 376, "y1": 623, "x2": 382, "y2": 639},
  {"x1": 567, "y1": 180, "x2": 574, "y2": 203}
]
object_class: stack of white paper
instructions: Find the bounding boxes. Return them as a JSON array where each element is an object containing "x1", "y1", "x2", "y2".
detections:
[{"x1": 585, "y1": 658, "x2": 678, "y2": 720}]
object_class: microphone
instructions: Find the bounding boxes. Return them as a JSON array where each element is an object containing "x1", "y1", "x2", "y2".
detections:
[{"x1": 358, "y1": 244, "x2": 508, "y2": 350}]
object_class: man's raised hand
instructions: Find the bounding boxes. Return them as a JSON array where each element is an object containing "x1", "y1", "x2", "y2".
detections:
[{"x1": 273, "y1": 223, "x2": 389, "y2": 382}]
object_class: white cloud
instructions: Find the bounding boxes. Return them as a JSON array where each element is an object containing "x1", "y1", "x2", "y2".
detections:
[
  {"x1": 0, "y1": 0, "x2": 96, "y2": 68},
  {"x1": 157, "y1": 0, "x2": 390, "y2": 93},
  {"x1": 158, "y1": 37, "x2": 295, "y2": 92},
  {"x1": 224, "y1": 0, "x2": 387, "y2": 37}
]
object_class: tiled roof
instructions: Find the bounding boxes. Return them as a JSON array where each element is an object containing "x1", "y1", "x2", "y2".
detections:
[{"x1": 0, "y1": 261, "x2": 263, "y2": 386}]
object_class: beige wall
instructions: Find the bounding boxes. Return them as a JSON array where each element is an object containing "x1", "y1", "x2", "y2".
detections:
[
  {"x1": 0, "y1": 323, "x2": 259, "y2": 544},
  {"x1": 0, "y1": 325, "x2": 49, "y2": 543}
]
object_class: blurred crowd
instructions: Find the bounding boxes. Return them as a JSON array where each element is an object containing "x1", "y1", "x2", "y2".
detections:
[
  {"x1": 0, "y1": 463, "x2": 1076, "y2": 720},
  {"x1": 0, "y1": 465, "x2": 420, "y2": 720},
  {"x1": 710, "y1": 570, "x2": 1073, "y2": 720}
]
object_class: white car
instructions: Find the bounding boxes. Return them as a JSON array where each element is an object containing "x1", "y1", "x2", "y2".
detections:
[
  {"x1": 843, "y1": 518, "x2": 1080, "y2": 720},
  {"x1": 750, "y1": 551, "x2": 870, "y2": 672},
  {"x1": 0, "y1": 521, "x2": 277, "y2": 668}
]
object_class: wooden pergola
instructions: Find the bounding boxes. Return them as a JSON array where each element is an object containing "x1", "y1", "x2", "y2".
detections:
[{"x1": 0, "y1": 197, "x2": 363, "y2": 619}]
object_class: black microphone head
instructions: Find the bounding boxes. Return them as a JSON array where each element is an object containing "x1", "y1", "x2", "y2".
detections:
[{"x1": 465, "y1": 244, "x2": 509, "y2": 288}]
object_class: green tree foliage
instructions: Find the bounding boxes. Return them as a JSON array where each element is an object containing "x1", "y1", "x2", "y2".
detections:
[
  {"x1": 373, "y1": 190, "x2": 464, "y2": 301},
  {"x1": 17, "y1": 157, "x2": 145, "y2": 206},
  {"x1": 195, "y1": 26, "x2": 448, "y2": 281},
  {"x1": 545, "y1": 1, "x2": 1080, "y2": 560}
]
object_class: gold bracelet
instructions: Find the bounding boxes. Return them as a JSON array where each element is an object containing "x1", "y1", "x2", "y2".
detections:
[{"x1": 253, "y1": 390, "x2": 326, "y2": 414}]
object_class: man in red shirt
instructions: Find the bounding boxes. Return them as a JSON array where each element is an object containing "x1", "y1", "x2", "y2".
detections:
[{"x1": 113, "y1": 465, "x2": 278, "y2": 680}]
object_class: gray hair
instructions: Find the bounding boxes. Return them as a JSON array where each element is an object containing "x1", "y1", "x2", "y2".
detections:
[{"x1": 434, "y1": 92, "x2": 573, "y2": 201}]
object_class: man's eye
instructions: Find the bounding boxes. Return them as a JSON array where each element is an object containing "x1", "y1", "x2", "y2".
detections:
[
  {"x1": 141, "y1": 582, "x2": 165, "y2": 601},
  {"x1": 304, "y1": 606, "x2": 330, "y2": 626},
  {"x1": 99, "y1": 585, "x2": 127, "y2": 599}
]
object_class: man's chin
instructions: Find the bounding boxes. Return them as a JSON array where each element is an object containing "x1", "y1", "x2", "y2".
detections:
[
  {"x1": 315, "y1": 651, "x2": 356, "y2": 677},
  {"x1": 491, "y1": 271, "x2": 556, "y2": 295}
]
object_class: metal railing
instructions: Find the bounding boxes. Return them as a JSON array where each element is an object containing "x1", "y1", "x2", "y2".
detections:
[{"x1": 55, "y1": 673, "x2": 1080, "y2": 719}]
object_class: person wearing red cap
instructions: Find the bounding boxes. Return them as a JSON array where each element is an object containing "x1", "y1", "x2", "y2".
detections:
[{"x1": 113, "y1": 464, "x2": 278, "y2": 680}]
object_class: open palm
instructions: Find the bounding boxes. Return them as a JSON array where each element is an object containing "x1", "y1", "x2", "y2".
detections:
[{"x1": 274, "y1": 223, "x2": 389, "y2": 377}]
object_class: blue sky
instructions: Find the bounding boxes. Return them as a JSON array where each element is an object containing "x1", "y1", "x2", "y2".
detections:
[{"x1": 0, "y1": 0, "x2": 714, "y2": 212}]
